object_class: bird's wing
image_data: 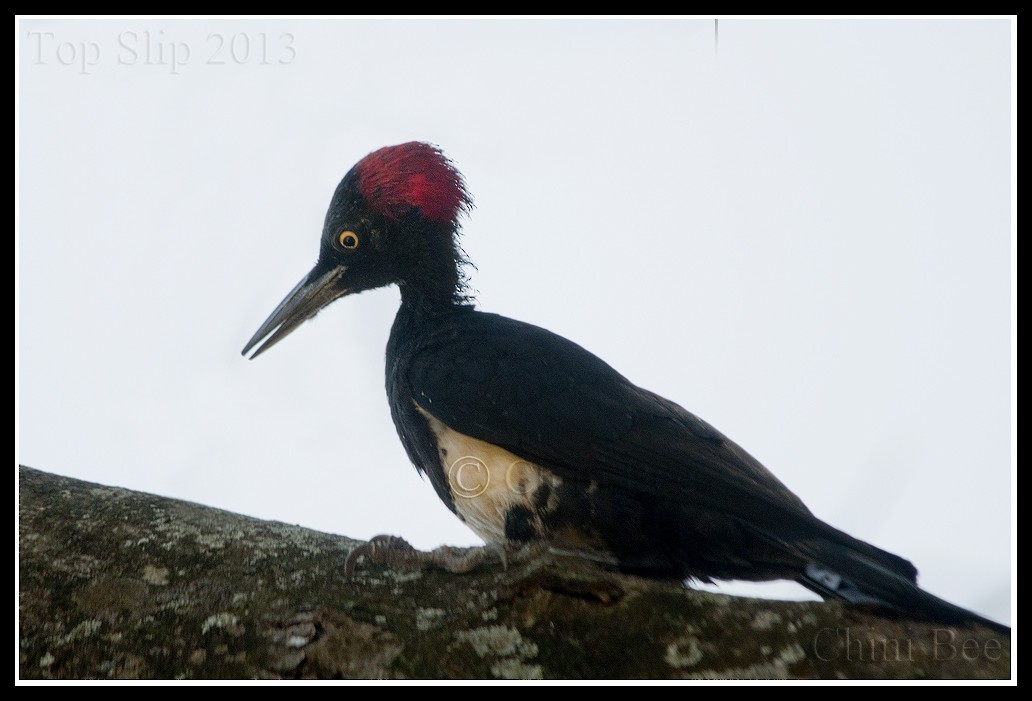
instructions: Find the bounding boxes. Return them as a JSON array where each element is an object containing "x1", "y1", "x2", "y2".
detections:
[
  {"x1": 402, "y1": 311, "x2": 982, "y2": 627},
  {"x1": 407, "y1": 310, "x2": 833, "y2": 541}
]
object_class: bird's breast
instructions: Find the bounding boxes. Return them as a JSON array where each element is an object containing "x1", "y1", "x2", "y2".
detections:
[
  {"x1": 414, "y1": 403, "x2": 609, "y2": 560},
  {"x1": 415, "y1": 403, "x2": 557, "y2": 544}
]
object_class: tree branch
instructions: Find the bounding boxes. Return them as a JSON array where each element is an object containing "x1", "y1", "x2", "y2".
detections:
[{"x1": 18, "y1": 466, "x2": 1010, "y2": 679}]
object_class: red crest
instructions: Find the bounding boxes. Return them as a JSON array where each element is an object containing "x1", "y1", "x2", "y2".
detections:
[{"x1": 355, "y1": 142, "x2": 471, "y2": 224}]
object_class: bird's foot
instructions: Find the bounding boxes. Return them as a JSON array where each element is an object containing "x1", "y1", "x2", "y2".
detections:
[
  {"x1": 344, "y1": 535, "x2": 510, "y2": 579},
  {"x1": 500, "y1": 540, "x2": 554, "y2": 568}
]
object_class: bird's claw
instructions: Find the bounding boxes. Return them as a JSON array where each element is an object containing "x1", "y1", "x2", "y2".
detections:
[
  {"x1": 343, "y1": 534, "x2": 414, "y2": 579},
  {"x1": 344, "y1": 535, "x2": 514, "y2": 579}
]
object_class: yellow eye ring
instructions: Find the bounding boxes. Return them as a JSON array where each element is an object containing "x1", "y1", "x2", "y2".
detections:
[{"x1": 338, "y1": 231, "x2": 360, "y2": 250}]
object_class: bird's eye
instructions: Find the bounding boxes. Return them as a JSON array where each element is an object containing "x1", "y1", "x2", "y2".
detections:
[{"x1": 338, "y1": 231, "x2": 360, "y2": 250}]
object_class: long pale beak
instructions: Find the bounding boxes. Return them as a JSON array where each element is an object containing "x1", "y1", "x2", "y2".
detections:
[{"x1": 242, "y1": 264, "x2": 349, "y2": 359}]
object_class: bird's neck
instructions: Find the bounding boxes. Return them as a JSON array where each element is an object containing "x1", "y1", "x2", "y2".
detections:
[
  {"x1": 396, "y1": 235, "x2": 472, "y2": 317},
  {"x1": 390, "y1": 280, "x2": 472, "y2": 356},
  {"x1": 398, "y1": 276, "x2": 468, "y2": 317}
]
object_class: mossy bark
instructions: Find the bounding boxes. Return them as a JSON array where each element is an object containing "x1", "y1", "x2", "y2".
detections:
[{"x1": 18, "y1": 466, "x2": 1010, "y2": 680}]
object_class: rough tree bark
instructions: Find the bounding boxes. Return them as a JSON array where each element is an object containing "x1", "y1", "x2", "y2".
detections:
[{"x1": 18, "y1": 466, "x2": 1010, "y2": 680}]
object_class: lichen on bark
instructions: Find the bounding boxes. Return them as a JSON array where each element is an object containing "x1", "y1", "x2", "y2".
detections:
[{"x1": 18, "y1": 466, "x2": 1011, "y2": 680}]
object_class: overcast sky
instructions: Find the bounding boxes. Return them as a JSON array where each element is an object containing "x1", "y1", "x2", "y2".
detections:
[{"x1": 18, "y1": 18, "x2": 1012, "y2": 624}]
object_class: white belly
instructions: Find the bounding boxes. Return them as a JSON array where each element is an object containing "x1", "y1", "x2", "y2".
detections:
[{"x1": 415, "y1": 404, "x2": 561, "y2": 544}]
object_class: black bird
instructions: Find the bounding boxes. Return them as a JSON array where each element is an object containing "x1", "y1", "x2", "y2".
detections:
[{"x1": 243, "y1": 142, "x2": 1007, "y2": 634}]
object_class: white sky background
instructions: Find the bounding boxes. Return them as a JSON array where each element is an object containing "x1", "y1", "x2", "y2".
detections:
[{"x1": 18, "y1": 19, "x2": 1011, "y2": 624}]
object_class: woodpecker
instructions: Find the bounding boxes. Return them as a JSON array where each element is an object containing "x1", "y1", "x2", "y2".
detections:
[{"x1": 243, "y1": 142, "x2": 1007, "y2": 634}]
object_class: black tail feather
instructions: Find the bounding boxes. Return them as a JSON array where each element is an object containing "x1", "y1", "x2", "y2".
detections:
[{"x1": 799, "y1": 546, "x2": 1009, "y2": 636}]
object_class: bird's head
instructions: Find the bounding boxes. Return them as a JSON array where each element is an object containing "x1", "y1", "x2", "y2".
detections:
[{"x1": 242, "y1": 142, "x2": 473, "y2": 358}]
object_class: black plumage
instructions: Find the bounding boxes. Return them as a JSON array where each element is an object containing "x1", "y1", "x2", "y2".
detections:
[{"x1": 243, "y1": 142, "x2": 1007, "y2": 634}]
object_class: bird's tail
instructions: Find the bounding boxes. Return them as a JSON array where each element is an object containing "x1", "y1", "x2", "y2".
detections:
[{"x1": 796, "y1": 537, "x2": 1009, "y2": 636}]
